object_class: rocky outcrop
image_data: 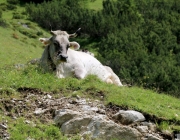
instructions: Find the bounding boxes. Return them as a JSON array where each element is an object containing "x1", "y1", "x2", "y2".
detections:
[
  {"x1": 54, "y1": 98, "x2": 164, "y2": 140},
  {"x1": 55, "y1": 109, "x2": 142, "y2": 140}
]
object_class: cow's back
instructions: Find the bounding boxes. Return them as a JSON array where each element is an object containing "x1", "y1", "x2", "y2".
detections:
[{"x1": 67, "y1": 49, "x2": 111, "y2": 81}]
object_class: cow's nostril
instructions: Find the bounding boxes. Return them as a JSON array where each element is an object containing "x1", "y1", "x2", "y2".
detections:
[
  {"x1": 61, "y1": 54, "x2": 68, "y2": 59},
  {"x1": 58, "y1": 54, "x2": 68, "y2": 62},
  {"x1": 61, "y1": 55, "x2": 67, "y2": 62}
]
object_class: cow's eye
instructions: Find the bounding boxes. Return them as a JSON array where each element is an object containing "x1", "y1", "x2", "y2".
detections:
[{"x1": 53, "y1": 42, "x2": 58, "y2": 46}]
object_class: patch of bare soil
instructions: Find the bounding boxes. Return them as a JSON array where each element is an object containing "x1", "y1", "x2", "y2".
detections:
[{"x1": 0, "y1": 87, "x2": 174, "y2": 140}]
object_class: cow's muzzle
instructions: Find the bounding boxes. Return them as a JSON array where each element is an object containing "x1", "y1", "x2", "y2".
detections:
[{"x1": 58, "y1": 54, "x2": 68, "y2": 62}]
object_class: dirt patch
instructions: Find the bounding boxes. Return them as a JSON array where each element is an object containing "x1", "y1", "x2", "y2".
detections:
[
  {"x1": 0, "y1": 87, "x2": 174, "y2": 139},
  {"x1": 84, "y1": 87, "x2": 106, "y2": 100}
]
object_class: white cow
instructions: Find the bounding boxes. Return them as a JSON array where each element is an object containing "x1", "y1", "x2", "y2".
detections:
[{"x1": 39, "y1": 29, "x2": 123, "y2": 86}]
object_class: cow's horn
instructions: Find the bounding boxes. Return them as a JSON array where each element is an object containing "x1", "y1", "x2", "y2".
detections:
[
  {"x1": 69, "y1": 28, "x2": 81, "y2": 38},
  {"x1": 51, "y1": 30, "x2": 56, "y2": 35}
]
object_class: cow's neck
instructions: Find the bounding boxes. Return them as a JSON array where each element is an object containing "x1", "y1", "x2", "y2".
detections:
[{"x1": 47, "y1": 45, "x2": 56, "y2": 71}]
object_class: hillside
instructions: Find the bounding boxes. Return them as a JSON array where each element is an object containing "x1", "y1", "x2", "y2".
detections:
[
  {"x1": 0, "y1": 0, "x2": 180, "y2": 139},
  {"x1": 0, "y1": 2, "x2": 47, "y2": 67}
]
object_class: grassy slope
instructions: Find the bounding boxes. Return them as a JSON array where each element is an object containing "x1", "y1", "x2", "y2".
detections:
[
  {"x1": 0, "y1": 0, "x2": 180, "y2": 138},
  {"x1": 0, "y1": 26, "x2": 42, "y2": 66},
  {"x1": 0, "y1": 2, "x2": 48, "y2": 67}
]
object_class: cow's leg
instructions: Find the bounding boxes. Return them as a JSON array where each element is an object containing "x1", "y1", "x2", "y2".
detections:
[
  {"x1": 110, "y1": 74, "x2": 123, "y2": 86},
  {"x1": 74, "y1": 66, "x2": 87, "y2": 79},
  {"x1": 56, "y1": 70, "x2": 65, "y2": 78},
  {"x1": 105, "y1": 75, "x2": 123, "y2": 86},
  {"x1": 104, "y1": 66, "x2": 123, "y2": 86},
  {"x1": 106, "y1": 78, "x2": 113, "y2": 84}
]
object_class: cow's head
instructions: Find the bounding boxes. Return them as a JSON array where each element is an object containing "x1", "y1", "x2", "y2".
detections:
[{"x1": 39, "y1": 29, "x2": 80, "y2": 65}]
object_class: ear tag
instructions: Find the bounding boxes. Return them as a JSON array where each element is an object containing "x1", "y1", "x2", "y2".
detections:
[{"x1": 70, "y1": 45, "x2": 75, "y2": 50}]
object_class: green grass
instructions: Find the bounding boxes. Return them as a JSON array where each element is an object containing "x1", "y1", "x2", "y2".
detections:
[
  {"x1": 107, "y1": 86, "x2": 180, "y2": 120},
  {"x1": 1, "y1": 65, "x2": 180, "y2": 133},
  {"x1": 86, "y1": 0, "x2": 103, "y2": 10},
  {"x1": 8, "y1": 117, "x2": 66, "y2": 140},
  {"x1": 0, "y1": 26, "x2": 43, "y2": 67},
  {"x1": 0, "y1": 1, "x2": 50, "y2": 67},
  {"x1": 0, "y1": 0, "x2": 180, "y2": 139},
  {"x1": 1, "y1": 65, "x2": 180, "y2": 122},
  {"x1": 83, "y1": 0, "x2": 117, "y2": 11}
]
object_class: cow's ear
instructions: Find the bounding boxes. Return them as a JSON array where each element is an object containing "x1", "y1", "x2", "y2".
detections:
[
  {"x1": 39, "y1": 38, "x2": 51, "y2": 46},
  {"x1": 69, "y1": 41, "x2": 80, "y2": 50}
]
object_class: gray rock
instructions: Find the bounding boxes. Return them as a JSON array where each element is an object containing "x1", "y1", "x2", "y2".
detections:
[
  {"x1": 55, "y1": 109, "x2": 142, "y2": 140},
  {"x1": 145, "y1": 134, "x2": 162, "y2": 140},
  {"x1": 61, "y1": 116, "x2": 92, "y2": 134},
  {"x1": 141, "y1": 122, "x2": 157, "y2": 132},
  {"x1": 54, "y1": 109, "x2": 79, "y2": 126},
  {"x1": 137, "y1": 126, "x2": 148, "y2": 133},
  {"x1": 84, "y1": 115, "x2": 142, "y2": 140},
  {"x1": 53, "y1": 98, "x2": 164, "y2": 140},
  {"x1": 113, "y1": 110, "x2": 145, "y2": 125}
]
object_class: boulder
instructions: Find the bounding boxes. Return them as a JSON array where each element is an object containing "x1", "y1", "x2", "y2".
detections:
[
  {"x1": 54, "y1": 108, "x2": 142, "y2": 140},
  {"x1": 54, "y1": 109, "x2": 79, "y2": 126},
  {"x1": 53, "y1": 98, "x2": 164, "y2": 140},
  {"x1": 113, "y1": 110, "x2": 145, "y2": 125}
]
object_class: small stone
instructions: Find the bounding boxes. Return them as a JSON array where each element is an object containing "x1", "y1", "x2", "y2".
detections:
[
  {"x1": 25, "y1": 120, "x2": 31, "y2": 124},
  {"x1": 141, "y1": 122, "x2": 156, "y2": 132},
  {"x1": 137, "y1": 126, "x2": 148, "y2": 133},
  {"x1": 34, "y1": 108, "x2": 46, "y2": 115},
  {"x1": 97, "y1": 109, "x2": 106, "y2": 114},
  {"x1": 12, "y1": 116, "x2": 17, "y2": 119},
  {"x1": 76, "y1": 95, "x2": 81, "y2": 99},
  {"x1": 11, "y1": 100, "x2": 15, "y2": 103},
  {"x1": 0, "y1": 124, "x2": 7, "y2": 129},
  {"x1": 145, "y1": 134, "x2": 161, "y2": 140},
  {"x1": 47, "y1": 94, "x2": 52, "y2": 99}
]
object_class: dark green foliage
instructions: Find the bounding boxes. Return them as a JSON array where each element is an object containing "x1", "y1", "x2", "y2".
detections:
[
  {"x1": 0, "y1": 3, "x2": 7, "y2": 11},
  {"x1": 7, "y1": 4, "x2": 17, "y2": 10},
  {"x1": 19, "y1": 0, "x2": 51, "y2": 4},
  {"x1": 7, "y1": 0, "x2": 19, "y2": 5},
  {"x1": 18, "y1": 27, "x2": 38, "y2": 38},
  {"x1": 25, "y1": 0, "x2": 180, "y2": 97},
  {"x1": 0, "y1": 9, "x2": 8, "y2": 27},
  {"x1": 26, "y1": 0, "x2": 81, "y2": 31},
  {"x1": 0, "y1": 18, "x2": 8, "y2": 27},
  {"x1": 0, "y1": 9, "x2": 2, "y2": 18},
  {"x1": 97, "y1": 0, "x2": 180, "y2": 97},
  {"x1": 12, "y1": 12, "x2": 23, "y2": 19},
  {"x1": 36, "y1": 31, "x2": 43, "y2": 36}
]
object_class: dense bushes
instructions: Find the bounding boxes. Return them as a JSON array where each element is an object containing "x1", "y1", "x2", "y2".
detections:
[
  {"x1": 26, "y1": 0, "x2": 180, "y2": 97},
  {"x1": 20, "y1": 0, "x2": 52, "y2": 4},
  {"x1": 0, "y1": 7, "x2": 8, "y2": 27},
  {"x1": 0, "y1": 18, "x2": 8, "y2": 27},
  {"x1": 7, "y1": 0, "x2": 19, "y2": 5}
]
